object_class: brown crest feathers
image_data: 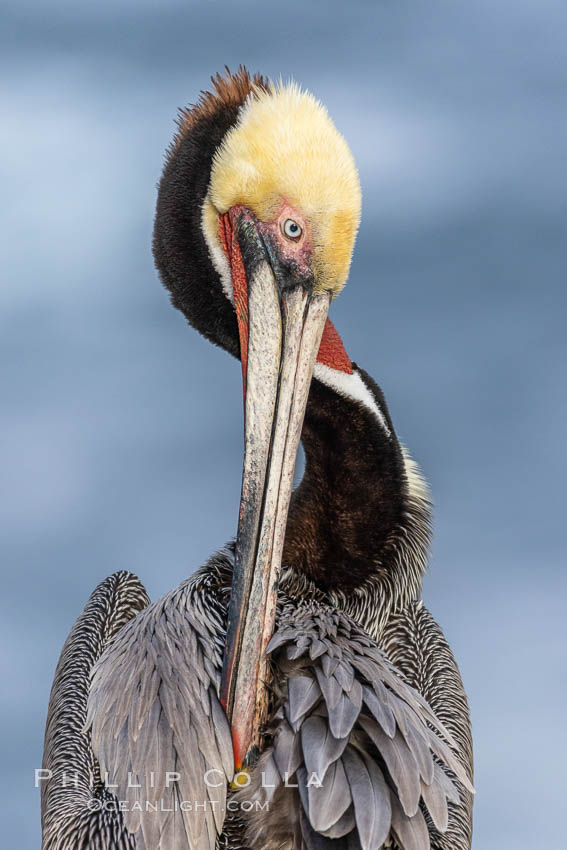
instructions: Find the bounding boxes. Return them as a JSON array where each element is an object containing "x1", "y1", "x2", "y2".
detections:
[{"x1": 169, "y1": 65, "x2": 270, "y2": 159}]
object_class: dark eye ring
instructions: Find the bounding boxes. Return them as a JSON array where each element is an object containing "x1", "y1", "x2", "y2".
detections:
[{"x1": 283, "y1": 218, "x2": 302, "y2": 240}]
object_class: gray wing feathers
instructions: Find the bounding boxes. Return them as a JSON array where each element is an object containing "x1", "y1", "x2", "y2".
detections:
[
  {"x1": 381, "y1": 601, "x2": 474, "y2": 850},
  {"x1": 86, "y1": 573, "x2": 233, "y2": 850},
  {"x1": 342, "y1": 748, "x2": 391, "y2": 850},
  {"x1": 390, "y1": 793, "x2": 430, "y2": 850},
  {"x1": 301, "y1": 715, "x2": 348, "y2": 780},
  {"x1": 239, "y1": 601, "x2": 473, "y2": 850},
  {"x1": 41, "y1": 571, "x2": 150, "y2": 850}
]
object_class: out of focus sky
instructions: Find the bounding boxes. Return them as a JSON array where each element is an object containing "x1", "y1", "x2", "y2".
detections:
[{"x1": 1, "y1": 1, "x2": 566, "y2": 847}]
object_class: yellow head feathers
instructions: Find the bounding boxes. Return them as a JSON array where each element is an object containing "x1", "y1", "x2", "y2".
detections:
[{"x1": 205, "y1": 80, "x2": 361, "y2": 295}]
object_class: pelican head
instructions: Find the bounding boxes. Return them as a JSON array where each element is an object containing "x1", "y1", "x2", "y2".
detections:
[{"x1": 153, "y1": 67, "x2": 361, "y2": 771}]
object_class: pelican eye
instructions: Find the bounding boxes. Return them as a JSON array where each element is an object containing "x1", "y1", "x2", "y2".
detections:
[{"x1": 282, "y1": 218, "x2": 302, "y2": 240}]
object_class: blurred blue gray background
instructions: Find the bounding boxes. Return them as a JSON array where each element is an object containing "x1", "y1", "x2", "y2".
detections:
[{"x1": 2, "y1": 1, "x2": 566, "y2": 846}]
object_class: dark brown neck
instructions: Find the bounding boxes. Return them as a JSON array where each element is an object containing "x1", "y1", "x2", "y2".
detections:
[
  {"x1": 283, "y1": 364, "x2": 420, "y2": 594},
  {"x1": 153, "y1": 68, "x2": 269, "y2": 360}
]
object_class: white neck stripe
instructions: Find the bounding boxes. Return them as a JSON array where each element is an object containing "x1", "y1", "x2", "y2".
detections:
[
  {"x1": 313, "y1": 362, "x2": 391, "y2": 435},
  {"x1": 201, "y1": 197, "x2": 234, "y2": 305}
]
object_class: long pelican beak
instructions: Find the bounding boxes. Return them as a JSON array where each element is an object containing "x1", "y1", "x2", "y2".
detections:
[{"x1": 218, "y1": 208, "x2": 330, "y2": 771}]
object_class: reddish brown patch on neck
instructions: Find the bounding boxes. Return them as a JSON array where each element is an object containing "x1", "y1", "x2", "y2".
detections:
[
  {"x1": 317, "y1": 319, "x2": 352, "y2": 374},
  {"x1": 219, "y1": 212, "x2": 249, "y2": 395}
]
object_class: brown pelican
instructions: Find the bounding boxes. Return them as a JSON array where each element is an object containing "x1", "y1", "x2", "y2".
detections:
[{"x1": 41, "y1": 67, "x2": 473, "y2": 850}]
